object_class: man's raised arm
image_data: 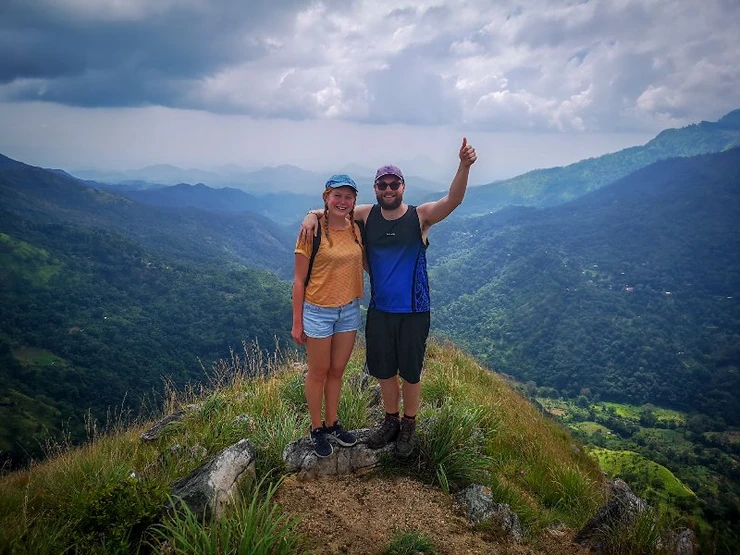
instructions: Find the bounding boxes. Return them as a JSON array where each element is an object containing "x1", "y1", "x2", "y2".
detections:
[{"x1": 417, "y1": 137, "x2": 477, "y2": 227}]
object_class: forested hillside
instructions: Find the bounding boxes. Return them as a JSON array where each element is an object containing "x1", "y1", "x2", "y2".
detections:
[
  {"x1": 456, "y1": 108, "x2": 740, "y2": 215},
  {"x1": 0, "y1": 154, "x2": 294, "y2": 277},
  {"x1": 429, "y1": 148, "x2": 740, "y2": 423},
  {"x1": 0, "y1": 157, "x2": 294, "y2": 465}
]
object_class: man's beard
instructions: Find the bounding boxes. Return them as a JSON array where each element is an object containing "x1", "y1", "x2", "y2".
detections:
[{"x1": 376, "y1": 192, "x2": 403, "y2": 210}]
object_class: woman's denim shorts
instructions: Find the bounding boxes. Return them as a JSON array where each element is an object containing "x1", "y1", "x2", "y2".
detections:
[{"x1": 302, "y1": 299, "x2": 361, "y2": 339}]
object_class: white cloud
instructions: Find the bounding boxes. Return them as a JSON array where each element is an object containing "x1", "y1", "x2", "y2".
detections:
[
  {"x1": 0, "y1": 0, "x2": 738, "y2": 173},
  {"x1": 449, "y1": 39, "x2": 484, "y2": 57}
]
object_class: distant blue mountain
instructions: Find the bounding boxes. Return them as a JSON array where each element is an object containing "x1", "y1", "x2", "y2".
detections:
[
  {"x1": 115, "y1": 182, "x2": 314, "y2": 225},
  {"x1": 98, "y1": 176, "x2": 441, "y2": 224},
  {"x1": 0, "y1": 153, "x2": 25, "y2": 169},
  {"x1": 71, "y1": 162, "x2": 444, "y2": 200},
  {"x1": 453, "y1": 108, "x2": 740, "y2": 215}
]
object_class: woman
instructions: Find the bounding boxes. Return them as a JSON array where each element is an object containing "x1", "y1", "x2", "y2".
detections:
[{"x1": 292, "y1": 174, "x2": 364, "y2": 457}]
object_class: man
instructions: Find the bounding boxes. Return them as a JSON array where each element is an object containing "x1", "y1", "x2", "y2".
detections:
[{"x1": 300, "y1": 138, "x2": 477, "y2": 457}]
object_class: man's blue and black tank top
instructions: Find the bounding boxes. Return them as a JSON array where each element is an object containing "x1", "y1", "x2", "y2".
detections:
[{"x1": 365, "y1": 204, "x2": 430, "y2": 313}]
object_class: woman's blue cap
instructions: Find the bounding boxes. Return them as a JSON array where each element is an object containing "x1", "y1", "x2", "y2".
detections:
[{"x1": 325, "y1": 174, "x2": 358, "y2": 192}]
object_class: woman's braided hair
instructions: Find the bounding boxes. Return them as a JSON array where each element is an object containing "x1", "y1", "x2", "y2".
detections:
[{"x1": 348, "y1": 207, "x2": 359, "y2": 245}]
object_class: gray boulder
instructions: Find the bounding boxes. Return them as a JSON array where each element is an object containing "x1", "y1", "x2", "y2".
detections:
[
  {"x1": 575, "y1": 479, "x2": 647, "y2": 551},
  {"x1": 140, "y1": 410, "x2": 185, "y2": 442},
  {"x1": 283, "y1": 428, "x2": 392, "y2": 480},
  {"x1": 454, "y1": 484, "x2": 522, "y2": 542},
  {"x1": 140, "y1": 404, "x2": 201, "y2": 442},
  {"x1": 661, "y1": 528, "x2": 698, "y2": 555},
  {"x1": 171, "y1": 438, "x2": 256, "y2": 519}
]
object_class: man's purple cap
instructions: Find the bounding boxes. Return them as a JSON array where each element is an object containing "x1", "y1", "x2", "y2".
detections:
[{"x1": 374, "y1": 164, "x2": 404, "y2": 182}]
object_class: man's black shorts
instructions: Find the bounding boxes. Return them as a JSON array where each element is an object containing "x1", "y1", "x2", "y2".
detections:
[{"x1": 365, "y1": 307, "x2": 430, "y2": 384}]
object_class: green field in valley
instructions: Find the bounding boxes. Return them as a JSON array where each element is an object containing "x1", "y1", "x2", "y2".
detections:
[
  {"x1": 591, "y1": 447, "x2": 696, "y2": 501},
  {"x1": 531, "y1": 394, "x2": 739, "y2": 549}
]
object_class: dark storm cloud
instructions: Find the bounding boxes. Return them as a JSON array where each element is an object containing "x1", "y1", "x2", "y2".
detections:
[
  {"x1": 1, "y1": 0, "x2": 738, "y2": 132},
  {"x1": 0, "y1": 0, "x2": 308, "y2": 105}
]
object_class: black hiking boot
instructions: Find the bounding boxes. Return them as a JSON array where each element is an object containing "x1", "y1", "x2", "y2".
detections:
[
  {"x1": 326, "y1": 420, "x2": 357, "y2": 447},
  {"x1": 394, "y1": 417, "x2": 416, "y2": 459},
  {"x1": 366, "y1": 414, "x2": 400, "y2": 449}
]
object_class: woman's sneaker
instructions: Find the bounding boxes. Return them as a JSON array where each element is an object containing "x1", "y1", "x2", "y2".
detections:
[
  {"x1": 310, "y1": 426, "x2": 333, "y2": 457},
  {"x1": 326, "y1": 420, "x2": 357, "y2": 447}
]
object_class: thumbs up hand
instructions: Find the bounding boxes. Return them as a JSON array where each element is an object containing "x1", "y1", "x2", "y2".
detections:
[{"x1": 459, "y1": 137, "x2": 477, "y2": 168}]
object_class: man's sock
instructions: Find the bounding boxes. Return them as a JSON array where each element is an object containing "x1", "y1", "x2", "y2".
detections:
[
  {"x1": 386, "y1": 411, "x2": 400, "y2": 419},
  {"x1": 402, "y1": 413, "x2": 416, "y2": 421}
]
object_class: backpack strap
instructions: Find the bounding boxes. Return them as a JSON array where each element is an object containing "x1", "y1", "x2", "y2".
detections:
[
  {"x1": 304, "y1": 220, "x2": 322, "y2": 287},
  {"x1": 354, "y1": 218, "x2": 365, "y2": 244}
]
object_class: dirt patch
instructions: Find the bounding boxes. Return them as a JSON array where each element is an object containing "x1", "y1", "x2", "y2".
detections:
[{"x1": 275, "y1": 473, "x2": 590, "y2": 554}]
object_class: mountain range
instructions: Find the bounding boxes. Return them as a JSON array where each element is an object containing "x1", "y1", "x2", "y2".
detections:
[
  {"x1": 428, "y1": 148, "x2": 740, "y2": 422},
  {"x1": 2, "y1": 111, "x2": 739, "y2": 552},
  {"x1": 0, "y1": 154, "x2": 294, "y2": 277},
  {"x1": 1, "y1": 109, "x2": 739, "y2": 461},
  {"x1": 71, "y1": 110, "x2": 740, "y2": 224},
  {"x1": 73, "y1": 162, "x2": 445, "y2": 198},
  {"x1": 451, "y1": 108, "x2": 740, "y2": 215}
]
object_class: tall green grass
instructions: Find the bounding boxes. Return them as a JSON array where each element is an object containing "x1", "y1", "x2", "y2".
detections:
[
  {"x1": 0, "y1": 343, "x2": 305, "y2": 554},
  {"x1": 338, "y1": 374, "x2": 373, "y2": 431},
  {"x1": 417, "y1": 401, "x2": 493, "y2": 491},
  {"x1": 0, "y1": 339, "x2": 624, "y2": 553},
  {"x1": 382, "y1": 529, "x2": 438, "y2": 555},
  {"x1": 250, "y1": 411, "x2": 309, "y2": 477},
  {"x1": 588, "y1": 504, "x2": 675, "y2": 555},
  {"x1": 149, "y1": 479, "x2": 301, "y2": 554}
]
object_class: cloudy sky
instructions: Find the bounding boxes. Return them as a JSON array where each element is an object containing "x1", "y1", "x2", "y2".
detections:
[{"x1": 1, "y1": 0, "x2": 738, "y2": 183}]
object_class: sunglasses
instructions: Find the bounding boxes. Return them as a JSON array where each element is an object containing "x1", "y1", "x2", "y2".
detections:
[{"x1": 375, "y1": 180, "x2": 403, "y2": 191}]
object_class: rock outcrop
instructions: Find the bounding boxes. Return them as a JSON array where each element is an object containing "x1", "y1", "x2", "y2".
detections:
[
  {"x1": 171, "y1": 439, "x2": 256, "y2": 519},
  {"x1": 454, "y1": 484, "x2": 522, "y2": 542},
  {"x1": 662, "y1": 528, "x2": 699, "y2": 555},
  {"x1": 140, "y1": 410, "x2": 186, "y2": 442},
  {"x1": 575, "y1": 478, "x2": 646, "y2": 552},
  {"x1": 140, "y1": 403, "x2": 200, "y2": 442},
  {"x1": 283, "y1": 428, "x2": 392, "y2": 480},
  {"x1": 576, "y1": 479, "x2": 700, "y2": 555}
]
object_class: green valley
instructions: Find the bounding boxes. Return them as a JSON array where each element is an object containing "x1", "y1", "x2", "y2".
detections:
[
  {"x1": 0, "y1": 212, "x2": 293, "y2": 464},
  {"x1": 533, "y1": 394, "x2": 738, "y2": 549},
  {"x1": 429, "y1": 148, "x2": 740, "y2": 424}
]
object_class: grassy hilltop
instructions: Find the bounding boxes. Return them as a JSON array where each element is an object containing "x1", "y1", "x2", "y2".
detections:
[{"x1": 0, "y1": 341, "x2": 692, "y2": 554}]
